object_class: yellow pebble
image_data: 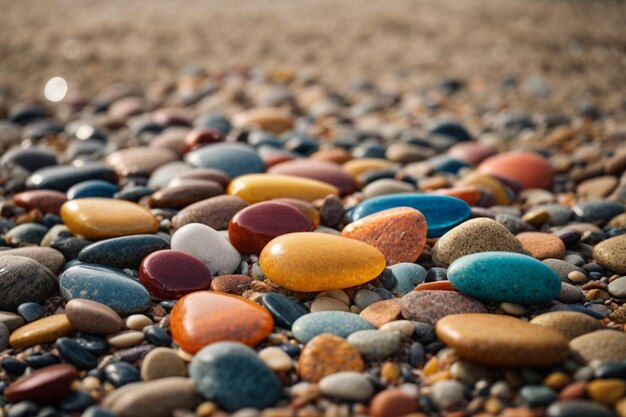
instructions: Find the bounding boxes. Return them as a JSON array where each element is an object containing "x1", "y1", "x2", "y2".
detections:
[
  {"x1": 544, "y1": 372, "x2": 570, "y2": 390},
  {"x1": 616, "y1": 398, "x2": 626, "y2": 417},
  {"x1": 587, "y1": 379, "x2": 626, "y2": 405},
  {"x1": 484, "y1": 397, "x2": 503, "y2": 415},
  {"x1": 381, "y1": 361, "x2": 402, "y2": 382},
  {"x1": 196, "y1": 401, "x2": 217, "y2": 417},
  {"x1": 423, "y1": 357, "x2": 440, "y2": 377}
]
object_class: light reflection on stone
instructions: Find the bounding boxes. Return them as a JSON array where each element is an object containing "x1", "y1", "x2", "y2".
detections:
[{"x1": 44, "y1": 77, "x2": 68, "y2": 102}]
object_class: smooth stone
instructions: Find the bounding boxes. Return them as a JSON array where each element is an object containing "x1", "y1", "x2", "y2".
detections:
[
  {"x1": 185, "y1": 143, "x2": 265, "y2": 178},
  {"x1": 103, "y1": 377, "x2": 197, "y2": 417},
  {"x1": 0, "y1": 247, "x2": 65, "y2": 274},
  {"x1": 447, "y1": 252, "x2": 562, "y2": 304},
  {"x1": 261, "y1": 293, "x2": 309, "y2": 329},
  {"x1": 543, "y1": 259, "x2": 587, "y2": 283},
  {"x1": 587, "y1": 379, "x2": 626, "y2": 405},
  {"x1": 268, "y1": 160, "x2": 357, "y2": 196},
  {"x1": 608, "y1": 277, "x2": 626, "y2": 298},
  {"x1": 147, "y1": 161, "x2": 193, "y2": 189},
  {"x1": 125, "y1": 314, "x2": 153, "y2": 330},
  {"x1": 546, "y1": 400, "x2": 616, "y2": 417},
  {"x1": 189, "y1": 342, "x2": 282, "y2": 411},
  {"x1": 343, "y1": 158, "x2": 394, "y2": 179},
  {"x1": 436, "y1": 314, "x2": 570, "y2": 367},
  {"x1": 311, "y1": 297, "x2": 351, "y2": 312},
  {"x1": 143, "y1": 324, "x2": 171, "y2": 346},
  {"x1": 530, "y1": 311, "x2": 600, "y2": 340},
  {"x1": 107, "y1": 331, "x2": 144, "y2": 348},
  {"x1": 431, "y1": 218, "x2": 524, "y2": 267},
  {"x1": 104, "y1": 361, "x2": 141, "y2": 387},
  {"x1": 140, "y1": 249, "x2": 212, "y2": 299},
  {"x1": 298, "y1": 333, "x2": 364, "y2": 382},
  {"x1": 17, "y1": 302, "x2": 44, "y2": 322},
  {"x1": 520, "y1": 385, "x2": 556, "y2": 407},
  {"x1": 359, "y1": 300, "x2": 403, "y2": 328},
  {"x1": 172, "y1": 195, "x2": 248, "y2": 230},
  {"x1": 528, "y1": 204, "x2": 573, "y2": 226},
  {"x1": 13, "y1": 190, "x2": 67, "y2": 215},
  {"x1": 447, "y1": 142, "x2": 496, "y2": 165},
  {"x1": 400, "y1": 291, "x2": 487, "y2": 326},
  {"x1": 347, "y1": 329, "x2": 402, "y2": 359},
  {"x1": 78, "y1": 234, "x2": 170, "y2": 269},
  {"x1": 387, "y1": 263, "x2": 427, "y2": 296},
  {"x1": 61, "y1": 198, "x2": 159, "y2": 240},
  {"x1": 141, "y1": 347, "x2": 187, "y2": 380},
  {"x1": 258, "y1": 346, "x2": 293, "y2": 372},
  {"x1": 5, "y1": 223, "x2": 49, "y2": 245},
  {"x1": 60, "y1": 264, "x2": 151, "y2": 315},
  {"x1": 106, "y1": 147, "x2": 178, "y2": 177},
  {"x1": 259, "y1": 232, "x2": 386, "y2": 292},
  {"x1": 1, "y1": 147, "x2": 58, "y2": 174},
  {"x1": 228, "y1": 201, "x2": 314, "y2": 255},
  {"x1": 592, "y1": 235, "x2": 626, "y2": 274},
  {"x1": 0, "y1": 322, "x2": 8, "y2": 350},
  {"x1": 58, "y1": 390, "x2": 95, "y2": 412},
  {"x1": 171, "y1": 223, "x2": 241, "y2": 275},
  {"x1": 0, "y1": 311, "x2": 25, "y2": 332},
  {"x1": 370, "y1": 389, "x2": 416, "y2": 417},
  {"x1": 478, "y1": 151, "x2": 554, "y2": 189},
  {"x1": 9, "y1": 314, "x2": 74, "y2": 349},
  {"x1": 0, "y1": 256, "x2": 57, "y2": 311},
  {"x1": 431, "y1": 380, "x2": 466, "y2": 409},
  {"x1": 362, "y1": 179, "x2": 415, "y2": 199},
  {"x1": 379, "y1": 320, "x2": 415, "y2": 338},
  {"x1": 570, "y1": 330, "x2": 626, "y2": 363},
  {"x1": 148, "y1": 182, "x2": 223, "y2": 210},
  {"x1": 67, "y1": 180, "x2": 119, "y2": 200},
  {"x1": 26, "y1": 164, "x2": 117, "y2": 192},
  {"x1": 56, "y1": 337, "x2": 98, "y2": 370},
  {"x1": 353, "y1": 289, "x2": 382, "y2": 310},
  {"x1": 573, "y1": 201, "x2": 625, "y2": 224},
  {"x1": 232, "y1": 107, "x2": 294, "y2": 133},
  {"x1": 183, "y1": 127, "x2": 224, "y2": 152},
  {"x1": 319, "y1": 372, "x2": 374, "y2": 401},
  {"x1": 4, "y1": 364, "x2": 77, "y2": 403},
  {"x1": 170, "y1": 291, "x2": 273, "y2": 353},
  {"x1": 292, "y1": 311, "x2": 376, "y2": 343},
  {"x1": 228, "y1": 174, "x2": 339, "y2": 203},
  {"x1": 342, "y1": 207, "x2": 427, "y2": 265},
  {"x1": 350, "y1": 194, "x2": 470, "y2": 238},
  {"x1": 517, "y1": 232, "x2": 566, "y2": 260},
  {"x1": 210, "y1": 274, "x2": 253, "y2": 295},
  {"x1": 458, "y1": 171, "x2": 510, "y2": 205}
]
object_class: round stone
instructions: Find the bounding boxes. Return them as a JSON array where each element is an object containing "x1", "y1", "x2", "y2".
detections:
[
  {"x1": 311, "y1": 297, "x2": 351, "y2": 313},
  {"x1": 435, "y1": 314, "x2": 570, "y2": 367},
  {"x1": 148, "y1": 182, "x2": 223, "y2": 210},
  {"x1": 140, "y1": 249, "x2": 212, "y2": 299},
  {"x1": 232, "y1": 107, "x2": 294, "y2": 133},
  {"x1": 401, "y1": 291, "x2": 487, "y2": 326},
  {"x1": 0, "y1": 255, "x2": 57, "y2": 311},
  {"x1": 359, "y1": 300, "x2": 403, "y2": 328},
  {"x1": 478, "y1": 151, "x2": 554, "y2": 189},
  {"x1": 170, "y1": 291, "x2": 273, "y2": 353},
  {"x1": 587, "y1": 379, "x2": 626, "y2": 405},
  {"x1": 9, "y1": 314, "x2": 74, "y2": 349},
  {"x1": 298, "y1": 333, "x2": 366, "y2": 382},
  {"x1": 431, "y1": 218, "x2": 524, "y2": 267},
  {"x1": 608, "y1": 277, "x2": 626, "y2": 298},
  {"x1": 258, "y1": 346, "x2": 293, "y2": 372},
  {"x1": 227, "y1": 173, "x2": 339, "y2": 204},
  {"x1": 140, "y1": 348, "x2": 187, "y2": 381},
  {"x1": 65, "y1": 299, "x2": 124, "y2": 335},
  {"x1": 530, "y1": 311, "x2": 600, "y2": 340},
  {"x1": 292, "y1": 312, "x2": 376, "y2": 343},
  {"x1": 570, "y1": 330, "x2": 626, "y2": 363},
  {"x1": 4, "y1": 364, "x2": 77, "y2": 403},
  {"x1": 387, "y1": 263, "x2": 428, "y2": 296},
  {"x1": 370, "y1": 389, "x2": 416, "y2": 417},
  {"x1": 346, "y1": 329, "x2": 402, "y2": 359},
  {"x1": 189, "y1": 342, "x2": 282, "y2": 411},
  {"x1": 259, "y1": 232, "x2": 386, "y2": 292},
  {"x1": 172, "y1": 195, "x2": 248, "y2": 231},
  {"x1": 517, "y1": 232, "x2": 567, "y2": 260},
  {"x1": 431, "y1": 380, "x2": 466, "y2": 409},
  {"x1": 184, "y1": 143, "x2": 265, "y2": 178},
  {"x1": 125, "y1": 314, "x2": 153, "y2": 331},
  {"x1": 546, "y1": 400, "x2": 616, "y2": 417},
  {"x1": 319, "y1": 372, "x2": 374, "y2": 402},
  {"x1": 592, "y1": 234, "x2": 626, "y2": 274},
  {"x1": 0, "y1": 247, "x2": 66, "y2": 275}
]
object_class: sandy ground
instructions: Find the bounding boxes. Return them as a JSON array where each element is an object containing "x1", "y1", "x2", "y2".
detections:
[{"x1": 1, "y1": 0, "x2": 625, "y2": 114}]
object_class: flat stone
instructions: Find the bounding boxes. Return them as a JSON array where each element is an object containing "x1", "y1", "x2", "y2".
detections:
[
  {"x1": 106, "y1": 147, "x2": 178, "y2": 177},
  {"x1": 102, "y1": 377, "x2": 197, "y2": 417},
  {"x1": 228, "y1": 173, "x2": 339, "y2": 203},
  {"x1": 172, "y1": 195, "x2": 248, "y2": 230},
  {"x1": 573, "y1": 201, "x2": 625, "y2": 224},
  {"x1": 401, "y1": 291, "x2": 487, "y2": 326},
  {"x1": 67, "y1": 179, "x2": 119, "y2": 200},
  {"x1": 78, "y1": 234, "x2": 170, "y2": 269},
  {"x1": 546, "y1": 400, "x2": 616, "y2": 417},
  {"x1": 530, "y1": 311, "x2": 600, "y2": 340},
  {"x1": 13, "y1": 190, "x2": 67, "y2": 215},
  {"x1": 432, "y1": 218, "x2": 524, "y2": 267},
  {"x1": 107, "y1": 330, "x2": 144, "y2": 348},
  {"x1": 592, "y1": 234, "x2": 626, "y2": 274},
  {"x1": 458, "y1": 171, "x2": 510, "y2": 205},
  {"x1": 262, "y1": 292, "x2": 309, "y2": 329},
  {"x1": 387, "y1": 263, "x2": 428, "y2": 296},
  {"x1": 60, "y1": 264, "x2": 151, "y2": 315},
  {"x1": 171, "y1": 223, "x2": 240, "y2": 275},
  {"x1": 570, "y1": 330, "x2": 626, "y2": 363},
  {"x1": 436, "y1": 314, "x2": 570, "y2": 367},
  {"x1": 259, "y1": 232, "x2": 385, "y2": 292},
  {"x1": 478, "y1": 151, "x2": 554, "y2": 189},
  {"x1": 359, "y1": 300, "x2": 402, "y2": 328},
  {"x1": 258, "y1": 346, "x2": 293, "y2": 372},
  {"x1": 232, "y1": 107, "x2": 294, "y2": 133},
  {"x1": 311, "y1": 296, "x2": 351, "y2": 312},
  {"x1": 148, "y1": 182, "x2": 223, "y2": 210},
  {"x1": 140, "y1": 249, "x2": 212, "y2": 299},
  {"x1": 26, "y1": 163, "x2": 117, "y2": 192},
  {"x1": 608, "y1": 277, "x2": 626, "y2": 298},
  {"x1": 210, "y1": 274, "x2": 253, "y2": 295},
  {"x1": 447, "y1": 252, "x2": 562, "y2": 304},
  {"x1": 298, "y1": 333, "x2": 364, "y2": 382},
  {"x1": 319, "y1": 372, "x2": 374, "y2": 402},
  {"x1": 65, "y1": 299, "x2": 123, "y2": 335},
  {"x1": 343, "y1": 158, "x2": 394, "y2": 179},
  {"x1": 185, "y1": 142, "x2": 265, "y2": 178},
  {"x1": 350, "y1": 194, "x2": 470, "y2": 238},
  {"x1": 517, "y1": 232, "x2": 566, "y2": 260},
  {"x1": 189, "y1": 342, "x2": 282, "y2": 411},
  {"x1": 346, "y1": 329, "x2": 402, "y2": 359},
  {"x1": 342, "y1": 207, "x2": 427, "y2": 265},
  {"x1": 362, "y1": 179, "x2": 415, "y2": 199},
  {"x1": 9, "y1": 314, "x2": 74, "y2": 349},
  {"x1": 140, "y1": 347, "x2": 187, "y2": 381},
  {"x1": 5, "y1": 223, "x2": 49, "y2": 246},
  {"x1": 292, "y1": 311, "x2": 376, "y2": 343},
  {"x1": 269, "y1": 160, "x2": 357, "y2": 196},
  {"x1": 0, "y1": 255, "x2": 58, "y2": 311},
  {"x1": 4, "y1": 364, "x2": 77, "y2": 403},
  {"x1": 0, "y1": 247, "x2": 65, "y2": 274},
  {"x1": 0, "y1": 311, "x2": 25, "y2": 332},
  {"x1": 61, "y1": 198, "x2": 159, "y2": 240},
  {"x1": 170, "y1": 291, "x2": 273, "y2": 353}
]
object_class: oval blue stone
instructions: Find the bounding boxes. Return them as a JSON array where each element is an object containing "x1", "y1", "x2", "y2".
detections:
[
  {"x1": 67, "y1": 180, "x2": 119, "y2": 200},
  {"x1": 448, "y1": 252, "x2": 561, "y2": 305},
  {"x1": 77, "y1": 234, "x2": 170, "y2": 269},
  {"x1": 184, "y1": 143, "x2": 265, "y2": 178},
  {"x1": 349, "y1": 194, "x2": 471, "y2": 237},
  {"x1": 27, "y1": 163, "x2": 117, "y2": 192},
  {"x1": 292, "y1": 311, "x2": 375, "y2": 343}
]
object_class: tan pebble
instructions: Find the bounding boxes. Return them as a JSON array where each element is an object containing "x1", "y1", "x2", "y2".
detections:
[
  {"x1": 259, "y1": 407, "x2": 293, "y2": 417},
  {"x1": 310, "y1": 297, "x2": 350, "y2": 313},
  {"x1": 258, "y1": 347, "x2": 294, "y2": 372},
  {"x1": 141, "y1": 347, "x2": 187, "y2": 381},
  {"x1": 567, "y1": 271, "x2": 588, "y2": 284},
  {"x1": 350, "y1": 305, "x2": 360, "y2": 314},
  {"x1": 587, "y1": 378, "x2": 626, "y2": 405},
  {"x1": 530, "y1": 311, "x2": 600, "y2": 340},
  {"x1": 82, "y1": 376, "x2": 101, "y2": 391},
  {"x1": 107, "y1": 330, "x2": 144, "y2": 348},
  {"x1": 522, "y1": 209, "x2": 550, "y2": 228},
  {"x1": 586, "y1": 288, "x2": 610, "y2": 301},
  {"x1": 196, "y1": 401, "x2": 217, "y2": 417},
  {"x1": 379, "y1": 320, "x2": 415, "y2": 338},
  {"x1": 544, "y1": 372, "x2": 570, "y2": 390},
  {"x1": 483, "y1": 397, "x2": 503, "y2": 415},
  {"x1": 381, "y1": 362, "x2": 401, "y2": 382},
  {"x1": 316, "y1": 290, "x2": 350, "y2": 305},
  {"x1": 65, "y1": 299, "x2": 124, "y2": 335},
  {"x1": 125, "y1": 314, "x2": 153, "y2": 330},
  {"x1": 359, "y1": 299, "x2": 402, "y2": 328},
  {"x1": 499, "y1": 303, "x2": 527, "y2": 316},
  {"x1": 616, "y1": 398, "x2": 626, "y2": 417},
  {"x1": 176, "y1": 348, "x2": 194, "y2": 362}
]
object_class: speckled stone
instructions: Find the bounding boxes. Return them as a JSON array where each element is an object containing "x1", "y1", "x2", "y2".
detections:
[
  {"x1": 530, "y1": 311, "x2": 600, "y2": 340},
  {"x1": 436, "y1": 314, "x2": 570, "y2": 367},
  {"x1": 209, "y1": 274, "x2": 252, "y2": 295},
  {"x1": 359, "y1": 300, "x2": 403, "y2": 328},
  {"x1": 77, "y1": 234, "x2": 170, "y2": 269},
  {"x1": 346, "y1": 330, "x2": 402, "y2": 359},
  {"x1": 592, "y1": 234, "x2": 626, "y2": 274},
  {"x1": 432, "y1": 218, "x2": 524, "y2": 267},
  {"x1": 517, "y1": 232, "x2": 567, "y2": 260},
  {"x1": 0, "y1": 247, "x2": 65, "y2": 274},
  {"x1": 0, "y1": 322, "x2": 9, "y2": 351},
  {"x1": 292, "y1": 311, "x2": 376, "y2": 343},
  {"x1": 0, "y1": 255, "x2": 58, "y2": 311},
  {"x1": 9, "y1": 314, "x2": 74, "y2": 349},
  {"x1": 172, "y1": 195, "x2": 248, "y2": 230},
  {"x1": 298, "y1": 333, "x2": 365, "y2": 382},
  {"x1": 140, "y1": 348, "x2": 187, "y2": 381},
  {"x1": 401, "y1": 290, "x2": 487, "y2": 326},
  {"x1": 570, "y1": 330, "x2": 626, "y2": 363},
  {"x1": 189, "y1": 342, "x2": 282, "y2": 411},
  {"x1": 65, "y1": 299, "x2": 124, "y2": 335}
]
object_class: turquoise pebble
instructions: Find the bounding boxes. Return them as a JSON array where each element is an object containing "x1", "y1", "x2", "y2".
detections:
[
  {"x1": 292, "y1": 311, "x2": 375, "y2": 343},
  {"x1": 67, "y1": 180, "x2": 119, "y2": 200},
  {"x1": 388, "y1": 263, "x2": 427, "y2": 296}
]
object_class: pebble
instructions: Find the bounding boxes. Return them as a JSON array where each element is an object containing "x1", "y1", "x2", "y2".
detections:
[
  {"x1": 431, "y1": 380, "x2": 466, "y2": 409},
  {"x1": 592, "y1": 234, "x2": 626, "y2": 274},
  {"x1": 106, "y1": 147, "x2": 178, "y2": 177},
  {"x1": 60, "y1": 198, "x2": 159, "y2": 239},
  {"x1": 77, "y1": 234, "x2": 170, "y2": 269},
  {"x1": 346, "y1": 329, "x2": 402, "y2": 359},
  {"x1": 530, "y1": 311, "x2": 600, "y2": 340},
  {"x1": 546, "y1": 400, "x2": 616, "y2": 417},
  {"x1": 210, "y1": 274, "x2": 253, "y2": 295},
  {"x1": 478, "y1": 151, "x2": 554, "y2": 189},
  {"x1": 4, "y1": 364, "x2": 77, "y2": 403},
  {"x1": 435, "y1": 314, "x2": 569, "y2": 367},
  {"x1": 170, "y1": 291, "x2": 273, "y2": 353},
  {"x1": 171, "y1": 223, "x2": 241, "y2": 275},
  {"x1": 520, "y1": 385, "x2": 556, "y2": 407},
  {"x1": 140, "y1": 347, "x2": 187, "y2": 381},
  {"x1": 0, "y1": 311, "x2": 25, "y2": 331},
  {"x1": 369, "y1": 389, "x2": 416, "y2": 417},
  {"x1": 362, "y1": 179, "x2": 415, "y2": 199},
  {"x1": 9, "y1": 314, "x2": 74, "y2": 349},
  {"x1": 431, "y1": 218, "x2": 524, "y2": 267},
  {"x1": 60, "y1": 264, "x2": 151, "y2": 315},
  {"x1": 310, "y1": 296, "x2": 350, "y2": 312},
  {"x1": 149, "y1": 182, "x2": 223, "y2": 210},
  {"x1": 386, "y1": 263, "x2": 428, "y2": 296},
  {"x1": 107, "y1": 330, "x2": 145, "y2": 348},
  {"x1": 447, "y1": 252, "x2": 562, "y2": 304},
  {"x1": 143, "y1": 324, "x2": 171, "y2": 346},
  {"x1": 17, "y1": 302, "x2": 44, "y2": 322},
  {"x1": 228, "y1": 173, "x2": 339, "y2": 203},
  {"x1": 125, "y1": 314, "x2": 153, "y2": 330},
  {"x1": 570, "y1": 330, "x2": 626, "y2": 363},
  {"x1": 26, "y1": 163, "x2": 117, "y2": 192},
  {"x1": 359, "y1": 299, "x2": 403, "y2": 328},
  {"x1": 189, "y1": 342, "x2": 282, "y2": 411},
  {"x1": 0, "y1": 322, "x2": 8, "y2": 350},
  {"x1": 400, "y1": 290, "x2": 487, "y2": 326},
  {"x1": 517, "y1": 232, "x2": 567, "y2": 260},
  {"x1": 269, "y1": 159, "x2": 357, "y2": 196},
  {"x1": 55, "y1": 336, "x2": 97, "y2": 370},
  {"x1": 171, "y1": 195, "x2": 248, "y2": 230},
  {"x1": 260, "y1": 232, "x2": 385, "y2": 291},
  {"x1": 65, "y1": 299, "x2": 124, "y2": 334},
  {"x1": 258, "y1": 347, "x2": 294, "y2": 372},
  {"x1": 587, "y1": 379, "x2": 626, "y2": 405},
  {"x1": 379, "y1": 320, "x2": 415, "y2": 337},
  {"x1": 292, "y1": 311, "x2": 376, "y2": 343},
  {"x1": 608, "y1": 276, "x2": 626, "y2": 298},
  {"x1": 0, "y1": 247, "x2": 65, "y2": 274},
  {"x1": 105, "y1": 361, "x2": 141, "y2": 387},
  {"x1": 319, "y1": 372, "x2": 374, "y2": 401},
  {"x1": 573, "y1": 201, "x2": 625, "y2": 224},
  {"x1": 261, "y1": 293, "x2": 308, "y2": 329},
  {"x1": 0, "y1": 255, "x2": 57, "y2": 311},
  {"x1": 297, "y1": 333, "x2": 364, "y2": 382}
]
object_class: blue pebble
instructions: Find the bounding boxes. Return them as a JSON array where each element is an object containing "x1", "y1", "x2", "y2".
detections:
[
  {"x1": 292, "y1": 311, "x2": 376, "y2": 343},
  {"x1": 59, "y1": 390, "x2": 95, "y2": 412},
  {"x1": 77, "y1": 234, "x2": 170, "y2": 269},
  {"x1": 520, "y1": 385, "x2": 556, "y2": 407},
  {"x1": 448, "y1": 252, "x2": 562, "y2": 305},
  {"x1": 349, "y1": 194, "x2": 471, "y2": 237},
  {"x1": 143, "y1": 325, "x2": 172, "y2": 347},
  {"x1": 56, "y1": 337, "x2": 98, "y2": 370},
  {"x1": 428, "y1": 155, "x2": 471, "y2": 174},
  {"x1": 26, "y1": 163, "x2": 117, "y2": 192},
  {"x1": 262, "y1": 293, "x2": 308, "y2": 329},
  {"x1": 6, "y1": 223, "x2": 49, "y2": 245},
  {"x1": 67, "y1": 180, "x2": 119, "y2": 200},
  {"x1": 184, "y1": 143, "x2": 265, "y2": 178},
  {"x1": 428, "y1": 120, "x2": 472, "y2": 142},
  {"x1": 389, "y1": 263, "x2": 427, "y2": 296},
  {"x1": 17, "y1": 302, "x2": 44, "y2": 323}
]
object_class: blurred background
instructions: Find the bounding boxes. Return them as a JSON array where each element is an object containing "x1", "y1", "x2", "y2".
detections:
[{"x1": 1, "y1": 0, "x2": 626, "y2": 113}]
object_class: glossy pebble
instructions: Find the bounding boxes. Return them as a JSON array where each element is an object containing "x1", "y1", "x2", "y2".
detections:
[
  {"x1": 65, "y1": 299, "x2": 124, "y2": 335},
  {"x1": 268, "y1": 160, "x2": 357, "y2": 195},
  {"x1": 319, "y1": 372, "x2": 374, "y2": 401},
  {"x1": 260, "y1": 232, "x2": 386, "y2": 292},
  {"x1": 67, "y1": 180, "x2": 119, "y2": 200},
  {"x1": 228, "y1": 173, "x2": 339, "y2": 203},
  {"x1": 4, "y1": 364, "x2": 77, "y2": 403},
  {"x1": 77, "y1": 234, "x2": 170, "y2": 269},
  {"x1": 570, "y1": 330, "x2": 626, "y2": 363},
  {"x1": 140, "y1": 249, "x2": 212, "y2": 299},
  {"x1": 106, "y1": 147, "x2": 178, "y2": 177},
  {"x1": 261, "y1": 293, "x2": 309, "y2": 329},
  {"x1": 185, "y1": 142, "x2": 265, "y2": 178},
  {"x1": 292, "y1": 311, "x2": 376, "y2": 343},
  {"x1": 479, "y1": 151, "x2": 554, "y2": 189},
  {"x1": 172, "y1": 195, "x2": 248, "y2": 230},
  {"x1": 232, "y1": 107, "x2": 294, "y2": 133},
  {"x1": 13, "y1": 190, "x2": 67, "y2": 215},
  {"x1": 148, "y1": 182, "x2": 223, "y2": 210},
  {"x1": 26, "y1": 164, "x2": 117, "y2": 192},
  {"x1": 9, "y1": 314, "x2": 74, "y2": 349}
]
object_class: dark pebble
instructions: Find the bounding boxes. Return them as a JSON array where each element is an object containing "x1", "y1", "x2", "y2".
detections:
[
  {"x1": 409, "y1": 342, "x2": 425, "y2": 367},
  {"x1": 66, "y1": 180, "x2": 119, "y2": 200},
  {"x1": 595, "y1": 362, "x2": 626, "y2": 380},
  {"x1": 51, "y1": 237, "x2": 93, "y2": 261},
  {"x1": 104, "y1": 361, "x2": 140, "y2": 388},
  {"x1": 59, "y1": 390, "x2": 95, "y2": 412},
  {"x1": 56, "y1": 337, "x2": 98, "y2": 371},
  {"x1": 262, "y1": 292, "x2": 308, "y2": 329},
  {"x1": 6, "y1": 224, "x2": 49, "y2": 246},
  {"x1": 143, "y1": 325, "x2": 171, "y2": 346},
  {"x1": 425, "y1": 267, "x2": 447, "y2": 282},
  {"x1": 373, "y1": 287, "x2": 395, "y2": 300},
  {"x1": 6, "y1": 401, "x2": 39, "y2": 417},
  {"x1": 279, "y1": 343, "x2": 301, "y2": 358},
  {"x1": 114, "y1": 186, "x2": 155, "y2": 202},
  {"x1": 26, "y1": 164, "x2": 117, "y2": 192},
  {"x1": 546, "y1": 400, "x2": 616, "y2": 417},
  {"x1": 77, "y1": 234, "x2": 170, "y2": 270},
  {"x1": 113, "y1": 345, "x2": 154, "y2": 363},
  {"x1": 36, "y1": 406, "x2": 64, "y2": 417},
  {"x1": 378, "y1": 268, "x2": 397, "y2": 290},
  {"x1": 2, "y1": 357, "x2": 27, "y2": 376},
  {"x1": 159, "y1": 300, "x2": 177, "y2": 311},
  {"x1": 17, "y1": 302, "x2": 44, "y2": 323},
  {"x1": 75, "y1": 334, "x2": 110, "y2": 356},
  {"x1": 25, "y1": 353, "x2": 60, "y2": 370},
  {"x1": 413, "y1": 322, "x2": 437, "y2": 344}
]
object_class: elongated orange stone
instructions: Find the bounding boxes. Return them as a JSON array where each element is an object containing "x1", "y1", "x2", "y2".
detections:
[
  {"x1": 343, "y1": 158, "x2": 394, "y2": 179},
  {"x1": 227, "y1": 174, "x2": 339, "y2": 204},
  {"x1": 60, "y1": 198, "x2": 159, "y2": 240},
  {"x1": 9, "y1": 315, "x2": 74, "y2": 349},
  {"x1": 170, "y1": 291, "x2": 274, "y2": 354},
  {"x1": 260, "y1": 232, "x2": 386, "y2": 292}
]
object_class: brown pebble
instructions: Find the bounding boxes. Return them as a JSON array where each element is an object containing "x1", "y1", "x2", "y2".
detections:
[
  {"x1": 172, "y1": 195, "x2": 248, "y2": 230},
  {"x1": 516, "y1": 232, "x2": 566, "y2": 260},
  {"x1": 370, "y1": 389, "x2": 416, "y2": 417},
  {"x1": 359, "y1": 300, "x2": 402, "y2": 328},
  {"x1": 298, "y1": 334, "x2": 364, "y2": 382},
  {"x1": 65, "y1": 299, "x2": 124, "y2": 335},
  {"x1": 141, "y1": 347, "x2": 188, "y2": 381},
  {"x1": 210, "y1": 275, "x2": 253, "y2": 295}
]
